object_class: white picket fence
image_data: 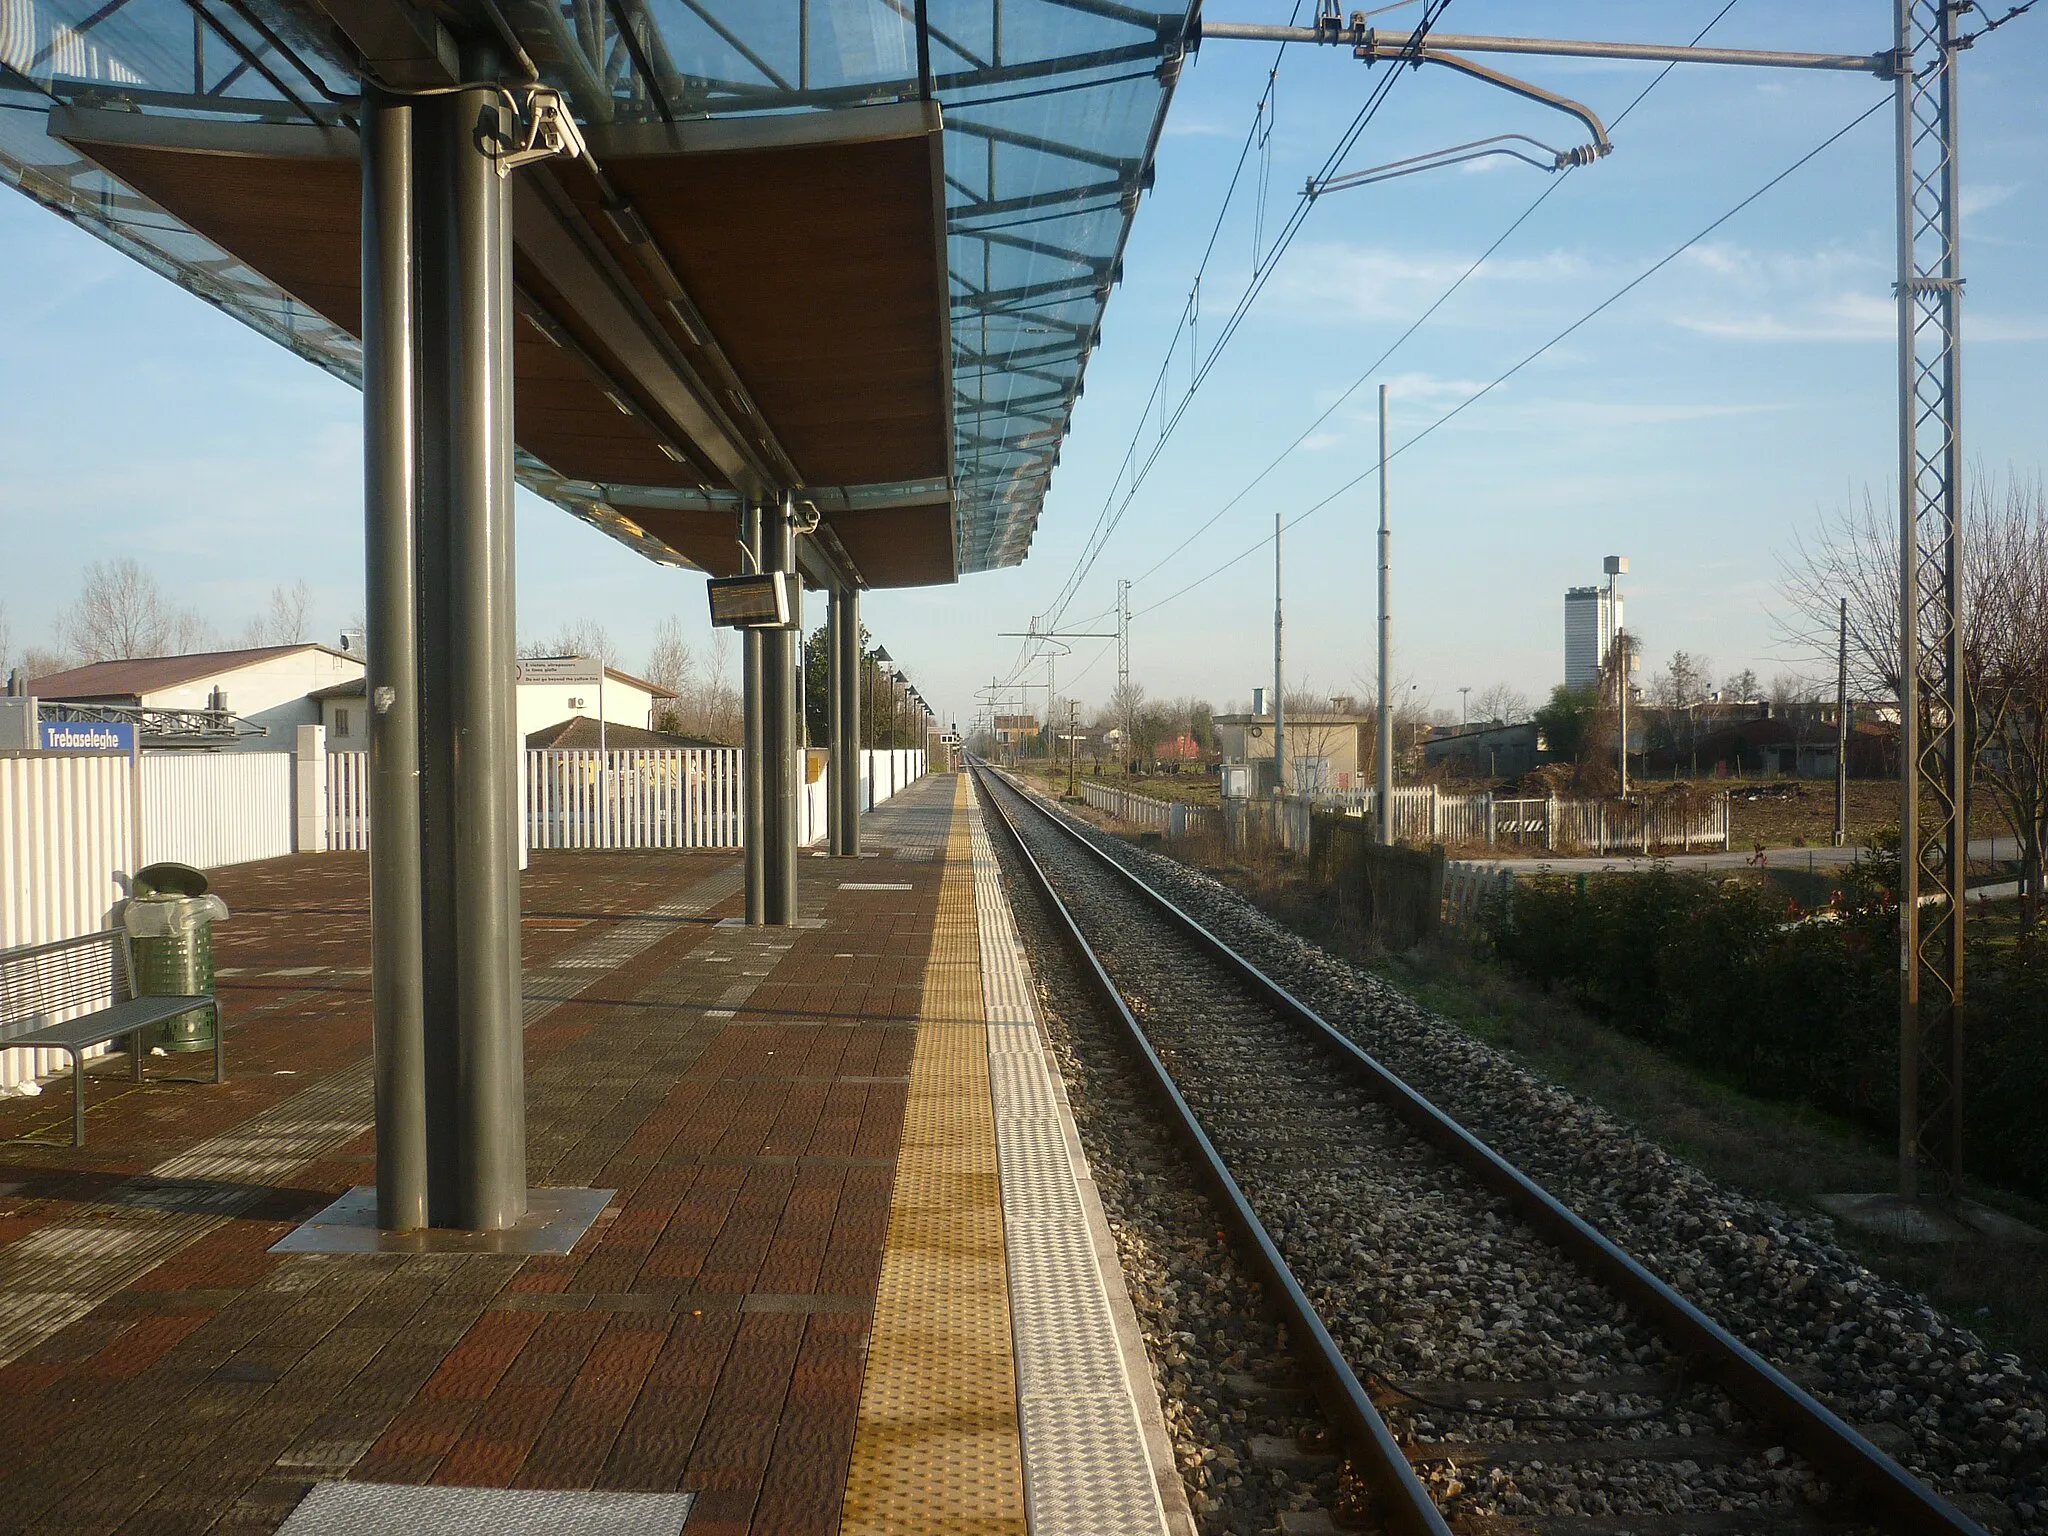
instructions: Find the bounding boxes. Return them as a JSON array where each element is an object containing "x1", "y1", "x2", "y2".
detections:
[
  {"x1": 524, "y1": 749, "x2": 744, "y2": 850},
  {"x1": 0, "y1": 742, "x2": 923, "y2": 1096},
  {"x1": 1318, "y1": 786, "x2": 1729, "y2": 853},
  {"x1": 327, "y1": 747, "x2": 927, "y2": 852},
  {"x1": 1079, "y1": 779, "x2": 1219, "y2": 837}
]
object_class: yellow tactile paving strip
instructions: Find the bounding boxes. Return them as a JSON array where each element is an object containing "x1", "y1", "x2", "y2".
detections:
[{"x1": 841, "y1": 776, "x2": 1028, "y2": 1535}]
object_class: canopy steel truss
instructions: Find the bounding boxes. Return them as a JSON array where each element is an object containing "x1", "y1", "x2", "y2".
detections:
[{"x1": 0, "y1": 0, "x2": 1195, "y2": 580}]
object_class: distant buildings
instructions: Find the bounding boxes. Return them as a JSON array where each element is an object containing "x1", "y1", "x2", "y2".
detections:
[
  {"x1": 26, "y1": 644, "x2": 363, "y2": 749},
  {"x1": 1422, "y1": 720, "x2": 1545, "y2": 779},
  {"x1": 1214, "y1": 706, "x2": 1372, "y2": 796},
  {"x1": 313, "y1": 660, "x2": 674, "y2": 746},
  {"x1": 992, "y1": 714, "x2": 1040, "y2": 749},
  {"x1": 1563, "y1": 585, "x2": 1621, "y2": 690}
]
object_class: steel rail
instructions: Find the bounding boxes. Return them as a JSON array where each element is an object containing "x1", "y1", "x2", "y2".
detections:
[
  {"x1": 971, "y1": 766, "x2": 1453, "y2": 1536},
  {"x1": 974, "y1": 764, "x2": 1990, "y2": 1536}
]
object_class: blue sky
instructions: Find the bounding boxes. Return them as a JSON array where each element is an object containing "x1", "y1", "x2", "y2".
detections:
[{"x1": 2, "y1": 1, "x2": 2043, "y2": 733}]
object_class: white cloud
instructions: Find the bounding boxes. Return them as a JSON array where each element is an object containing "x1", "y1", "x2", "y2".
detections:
[
  {"x1": 1162, "y1": 117, "x2": 1250, "y2": 140},
  {"x1": 1384, "y1": 371, "x2": 1495, "y2": 401},
  {"x1": 1271, "y1": 240, "x2": 1596, "y2": 324},
  {"x1": 1515, "y1": 398, "x2": 1797, "y2": 427},
  {"x1": 1961, "y1": 182, "x2": 2021, "y2": 218},
  {"x1": 1658, "y1": 242, "x2": 1894, "y2": 342},
  {"x1": 1658, "y1": 242, "x2": 2048, "y2": 342},
  {"x1": 1673, "y1": 293, "x2": 1894, "y2": 342}
]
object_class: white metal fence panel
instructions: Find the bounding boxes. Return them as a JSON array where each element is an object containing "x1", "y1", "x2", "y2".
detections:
[
  {"x1": 328, "y1": 749, "x2": 370, "y2": 851},
  {"x1": 0, "y1": 752, "x2": 137, "y2": 1088},
  {"x1": 333, "y1": 746, "x2": 918, "y2": 854},
  {"x1": 1547, "y1": 795, "x2": 1729, "y2": 854},
  {"x1": 1329, "y1": 788, "x2": 1729, "y2": 854},
  {"x1": 859, "y1": 750, "x2": 924, "y2": 812},
  {"x1": 1081, "y1": 780, "x2": 1168, "y2": 827},
  {"x1": 141, "y1": 751, "x2": 294, "y2": 870},
  {"x1": 1078, "y1": 780, "x2": 1218, "y2": 836},
  {"x1": 525, "y1": 748, "x2": 743, "y2": 850}
]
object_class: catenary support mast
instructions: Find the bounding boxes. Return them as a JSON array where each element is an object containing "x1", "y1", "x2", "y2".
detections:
[
  {"x1": 1894, "y1": 0, "x2": 1967, "y2": 1201},
  {"x1": 1204, "y1": 15, "x2": 1967, "y2": 1201},
  {"x1": 1376, "y1": 384, "x2": 1393, "y2": 845}
]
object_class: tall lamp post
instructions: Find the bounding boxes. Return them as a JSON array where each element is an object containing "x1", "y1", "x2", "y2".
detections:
[{"x1": 870, "y1": 646, "x2": 892, "y2": 749}]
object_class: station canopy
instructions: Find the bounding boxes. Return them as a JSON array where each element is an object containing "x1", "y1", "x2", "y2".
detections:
[{"x1": 0, "y1": 0, "x2": 1194, "y2": 588}]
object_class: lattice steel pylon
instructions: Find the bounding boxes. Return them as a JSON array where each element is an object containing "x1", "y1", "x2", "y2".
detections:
[
  {"x1": 1117, "y1": 579, "x2": 1132, "y2": 699},
  {"x1": 1893, "y1": 0, "x2": 1967, "y2": 1203}
]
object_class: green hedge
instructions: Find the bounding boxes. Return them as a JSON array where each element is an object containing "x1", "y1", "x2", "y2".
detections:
[{"x1": 1482, "y1": 853, "x2": 2048, "y2": 1199}]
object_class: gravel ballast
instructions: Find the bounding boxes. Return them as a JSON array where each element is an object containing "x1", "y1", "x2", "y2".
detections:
[
  {"x1": 982, "y1": 786, "x2": 1348, "y2": 1534},
  {"x1": 988, "y1": 774, "x2": 2046, "y2": 1534}
]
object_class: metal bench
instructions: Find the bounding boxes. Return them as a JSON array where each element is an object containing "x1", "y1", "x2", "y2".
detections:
[{"x1": 0, "y1": 929, "x2": 226, "y2": 1146}]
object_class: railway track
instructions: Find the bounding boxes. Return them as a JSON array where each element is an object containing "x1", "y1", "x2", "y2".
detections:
[{"x1": 972, "y1": 763, "x2": 1991, "y2": 1536}]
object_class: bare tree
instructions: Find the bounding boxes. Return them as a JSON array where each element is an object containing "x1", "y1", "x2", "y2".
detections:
[
  {"x1": 1651, "y1": 651, "x2": 1714, "y2": 711},
  {"x1": 644, "y1": 616, "x2": 695, "y2": 734},
  {"x1": 61, "y1": 558, "x2": 211, "y2": 662},
  {"x1": 240, "y1": 580, "x2": 313, "y2": 648},
  {"x1": 1776, "y1": 491, "x2": 1906, "y2": 705},
  {"x1": 520, "y1": 620, "x2": 621, "y2": 666},
  {"x1": 1340, "y1": 670, "x2": 1431, "y2": 781},
  {"x1": 1650, "y1": 650, "x2": 1715, "y2": 766},
  {"x1": 1107, "y1": 677, "x2": 1145, "y2": 764},
  {"x1": 1769, "y1": 672, "x2": 1827, "y2": 775},
  {"x1": 1723, "y1": 667, "x2": 1762, "y2": 703},
  {"x1": 665, "y1": 628, "x2": 741, "y2": 744},
  {"x1": 1472, "y1": 682, "x2": 1531, "y2": 725},
  {"x1": 1968, "y1": 475, "x2": 2048, "y2": 912},
  {"x1": 19, "y1": 646, "x2": 72, "y2": 683},
  {"x1": 0, "y1": 604, "x2": 12, "y2": 682},
  {"x1": 1778, "y1": 471, "x2": 2048, "y2": 910},
  {"x1": 1279, "y1": 686, "x2": 1354, "y2": 790},
  {"x1": 1130, "y1": 700, "x2": 1174, "y2": 764},
  {"x1": 1166, "y1": 696, "x2": 1216, "y2": 757}
]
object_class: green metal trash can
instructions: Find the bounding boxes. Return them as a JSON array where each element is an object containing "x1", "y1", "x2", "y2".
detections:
[{"x1": 122, "y1": 862, "x2": 230, "y2": 1053}]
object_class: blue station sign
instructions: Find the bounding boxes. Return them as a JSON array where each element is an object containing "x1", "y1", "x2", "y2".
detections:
[{"x1": 40, "y1": 720, "x2": 137, "y2": 752}]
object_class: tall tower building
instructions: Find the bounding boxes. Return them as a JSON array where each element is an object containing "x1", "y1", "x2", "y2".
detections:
[{"x1": 1563, "y1": 584, "x2": 1623, "y2": 689}]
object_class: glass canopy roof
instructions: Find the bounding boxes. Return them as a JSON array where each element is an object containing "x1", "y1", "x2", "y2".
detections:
[{"x1": 0, "y1": 0, "x2": 1193, "y2": 578}]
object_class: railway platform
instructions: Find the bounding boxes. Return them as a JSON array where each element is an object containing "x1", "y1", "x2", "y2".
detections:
[{"x1": 0, "y1": 773, "x2": 1187, "y2": 1536}]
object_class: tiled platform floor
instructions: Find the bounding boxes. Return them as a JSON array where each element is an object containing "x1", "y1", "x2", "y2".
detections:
[{"x1": 0, "y1": 774, "x2": 1178, "y2": 1536}]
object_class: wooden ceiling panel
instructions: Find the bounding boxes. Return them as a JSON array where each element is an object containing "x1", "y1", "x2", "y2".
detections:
[
  {"x1": 623, "y1": 505, "x2": 743, "y2": 577},
  {"x1": 57, "y1": 105, "x2": 958, "y2": 587},
  {"x1": 83, "y1": 141, "x2": 363, "y2": 335},
  {"x1": 583, "y1": 109, "x2": 952, "y2": 494},
  {"x1": 824, "y1": 503, "x2": 955, "y2": 590}
]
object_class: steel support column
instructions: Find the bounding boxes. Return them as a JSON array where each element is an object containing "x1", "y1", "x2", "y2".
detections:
[
  {"x1": 762, "y1": 496, "x2": 801, "y2": 923},
  {"x1": 362, "y1": 88, "x2": 426, "y2": 1231},
  {"x1": 420, "y1": 76, "x2": 526, "y2": 1230},
  {"x1": 1894, "y1": 0, "x2": 1967, "y2": 1202},
  {"x1": 358, "y1": 68, "x2": 528, "y2": 1232},
  {"x1": 742, "y1": 500, "x2": 766, "y2": 925},
  {"x1": 833, "y1": 586, "x2": 862, "y2": 855}
]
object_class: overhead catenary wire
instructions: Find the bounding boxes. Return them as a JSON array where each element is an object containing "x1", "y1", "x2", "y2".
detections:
[
  {"x1": 1960, "y1": 0, "x2": 2041, "y2": 43},
  {"x1": 1025, "y1": 7, "x2": 1307, "y2": 645},
  {"x1": 1031, "y1": 0, "x2": 1457, "y2": 642},
  {"x1": 1130, "y1": 0, "x2": 1747, "y2": 590},
  {"x1": 988, "y1": 7, "x2": 1314, "y2": 696},
  {"x1": 1133, "y1": 92, "x2": 1893, "y2": 621}
]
